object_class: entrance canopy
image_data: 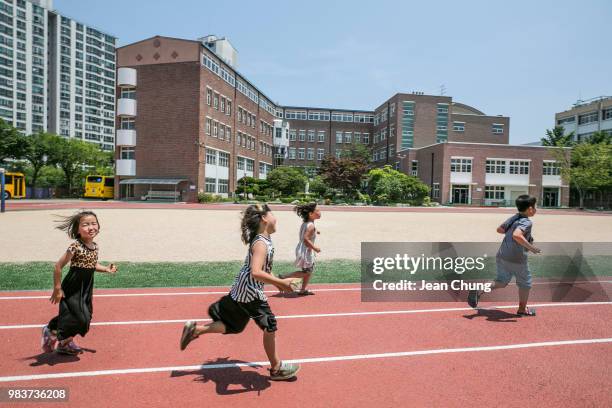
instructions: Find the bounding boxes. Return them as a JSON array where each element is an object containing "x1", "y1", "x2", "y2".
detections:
[
  {"x1": 118, "y1": 178, "x2": 189, "y2": 202},
  {"x1": 119, "y1": 178, "x2": 188, "y2": 185}
]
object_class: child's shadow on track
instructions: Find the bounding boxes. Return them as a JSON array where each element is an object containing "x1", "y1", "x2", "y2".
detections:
[
  {"x1": 23, "y1": 348, "x2": 96, "y2": 367},
  {"x1": 463, "y1": 308, "x2": 519, "y2": 323},
  {"x1": 270, "y1": 291, "x2": 300, "y2": 299},
  {"x1": 171, "y1": 358, "x2": 284, "y2": 395}
]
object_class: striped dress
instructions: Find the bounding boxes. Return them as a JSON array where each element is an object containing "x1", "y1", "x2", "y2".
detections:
[{"x1": 229, "y1": 234, "x2": 274, "y2": 303}]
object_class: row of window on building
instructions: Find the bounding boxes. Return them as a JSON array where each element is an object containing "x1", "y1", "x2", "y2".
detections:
[
  {"x1": 284, "y1": 110, "x2": 374, "y2": 123},
  {"x1": 288, "y1": 129, "x2": 371, "y2": 144},
  {"x1": 205, "y1": 148, "x2": 273, "y2": 172},
  {"x1": 206, "y1": 87, "x2": 232, "y2": 116},
  {"x1": 449, "y1": 158, "x2": 560, "y2": 175},
  {"x1": 557, "y1": 108, "x2": 612, "y2": 126}
]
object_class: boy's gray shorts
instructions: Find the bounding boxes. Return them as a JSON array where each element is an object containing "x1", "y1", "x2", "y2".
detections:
[{"x1": 496, "y1": 257, "x2": 532, "y2": 288}]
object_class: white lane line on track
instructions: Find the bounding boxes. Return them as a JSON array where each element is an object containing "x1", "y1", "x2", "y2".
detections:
[
  {"x1": 1, "y1": 301, "x2": 611, "y2": 330},
  {"x1": 1, "y1": 281, "x2": 611, "y2": 300},
  {"x1": 1, "y1": 337, "x2": 611, "y2": 382}
]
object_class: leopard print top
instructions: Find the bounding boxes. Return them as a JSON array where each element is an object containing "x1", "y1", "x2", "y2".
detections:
[{"x1": 67, "y1": 240, "x2": 99, "y2": 269}]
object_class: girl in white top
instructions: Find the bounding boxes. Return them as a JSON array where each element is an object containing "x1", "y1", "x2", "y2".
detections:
[{"x1": 280, "y1": 202, "x2": 321, "y2": 296}]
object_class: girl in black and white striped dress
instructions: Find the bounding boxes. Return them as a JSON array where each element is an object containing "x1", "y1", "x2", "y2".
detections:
[{"x1": 179, "y1": 204, "x2": 301, "y2": 381}]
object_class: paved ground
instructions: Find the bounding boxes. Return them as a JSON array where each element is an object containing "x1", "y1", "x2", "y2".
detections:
[{"x1": 1, "y1": 202, "x2": 611, "y2": 262}]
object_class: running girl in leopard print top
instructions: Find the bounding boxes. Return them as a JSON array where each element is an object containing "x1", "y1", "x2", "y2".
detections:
[{"x1": 41, "y1": 211, "x2": 118, "y2": 355}]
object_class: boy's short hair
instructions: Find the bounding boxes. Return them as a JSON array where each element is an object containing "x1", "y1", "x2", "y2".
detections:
[{"x1": 516, "y1": 195, "x2": 537, "y2": 212}]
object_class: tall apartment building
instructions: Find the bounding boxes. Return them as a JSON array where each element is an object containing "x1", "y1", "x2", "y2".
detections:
[
  {"x1": 0, "y1": 0, "x2": 116, "y2": 150},
  {"x1": 556, "y1": 96, "x2": 612, "y2": 142}
]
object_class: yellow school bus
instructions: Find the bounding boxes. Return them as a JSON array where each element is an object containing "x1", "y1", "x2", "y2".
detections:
[
  {"x1": 2, "y1": 172, "x2": 26, "y2": 199},
  {"x1": 84, "y1": 175, "x2": 114, "y2": 200}
]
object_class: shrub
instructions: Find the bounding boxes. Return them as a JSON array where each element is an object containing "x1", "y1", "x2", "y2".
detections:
[{"x1": 198, "y1": 193, "x2": 224, "y2": 203}]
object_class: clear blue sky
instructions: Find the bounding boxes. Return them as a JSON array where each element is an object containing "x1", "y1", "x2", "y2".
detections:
[{"x1": 57, "y1": 0, "x2": 611, "y2": 144}]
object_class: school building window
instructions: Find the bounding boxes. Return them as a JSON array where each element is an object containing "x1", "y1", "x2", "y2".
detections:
[
  {"x1": 317, "y1": 148, "x2": 324, "y2": 161},
  {"x1": 299, "y1": 129, "x2": 306, "y2": 141},
  {"x1": 411, "y1": 160, "x2": 418, "y2": 176},
  {"x1": 432, "y1": 183, "x2": 440, "y2": 199},
  {"x1": 363, "y1": 133, "x2": 370, "y2": 144},
  {"x1": 543, "y1": 161, "x2": 560, "y2": 176},
  {"x1": 206, "y1": 149, "x2": 217, "y2": 165},
  {"x1": 485, "y1": 159, "x2": 506, "y2": 174},
  {"x1": 578, "y1": 111, "x2": 598, "y2": 125},
  {"x1": 453, "y1": 121, "x2": 465, "y2": 132},
  {"x1": 206, "y1": 88, "x2": 212, "y2": 106},
  {"x1": 213, "y1": 93, "x2": 219, "y2": 109},
  {"x1": 509, "y1": 160, "x2": 529, "y2": 175},
  {"x1": 237, "y1": 157, "x2": 245, "y2": 170},
  {"x1": 354, "y1": 132, "x2": 361, "y2": 143},
  {"x1": 485, "y1": 186, "x2": 505, "y2": 200},
  {"x1": 318, "y1": 131, "x2": 325, "y2": 142},
  {"x1": 218, "y1": 152, "x2": 229, "y2": 167},
  {"x1": 246, "y1": 159, "x2": 254, "y2": 172},
  {"x1": 120, "y1": 146, "x2": 134, "y2": 160},
  {"x1": 289, "y1": 129, "x2": 296, "y2": 141},
  {"x1": 308, "y1": 130, "x2": 315, "y2": 142},
  {"x1": 298, "y1": 148, "x2": 305, "y2": 159},
  {"x1": 289, "y1": 147, "x2": 296, "y2": 159},
  {"x1": 492, "y1": 124, "x2": 504, "y2": 134},
  {"x1": 344, "y1": 132, "x2": 352, "y2": 143},
  {"x1": 218, "y1": 179, "x2": 228, "y2": 193},
  {"x1": 336, "y1": 131, "x2": 343, "y2": 144},
  {"x1": 120, "y1": 117, "x2": 134, "y2": 130},
  {"x1": 450, "y1": 158, "x2": 472, "y2": 173},
  {"x1": 205, "y1": 178, "x2": 216, "y2": 193},
  {"x1": 307, "y1": 148, "x2": 314, "y2": 160}
]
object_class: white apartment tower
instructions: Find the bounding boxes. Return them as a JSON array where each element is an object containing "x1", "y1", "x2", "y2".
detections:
[{"x1": 0, "y1": 0, "x2": 116, "y2": 150}]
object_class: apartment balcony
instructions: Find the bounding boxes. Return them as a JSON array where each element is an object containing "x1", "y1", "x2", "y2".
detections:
[
  {"x1": 116, "y1": 129, "x2": 137, "y2": 146},
  {"x1": 117, "y1": 67, "x2": 137, "y2": 87},
  {"x1": 117, "y1": 98, "x2": 137, "y2": 117},
  {"x1": 116, "y1": 159, "x2": 136, "y2": 176}
]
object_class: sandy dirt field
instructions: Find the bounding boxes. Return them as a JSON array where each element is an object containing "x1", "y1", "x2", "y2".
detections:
[{"x1": 1, "y1": 208, "x2": 611, "y2": 262}]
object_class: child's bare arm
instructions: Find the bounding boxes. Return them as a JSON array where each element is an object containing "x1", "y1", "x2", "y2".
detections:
[
  {"x1": 51, "y1": 252, "x2": 72, "y2": 304},
  {"x1": 95, "y1": 263, "x2": 117, "y2": 274},
  {"x1": 512, "y1": 228, "x2": 540, "y2": 254},
  {"x1": 303, "y1": 224, "x2": 320, "y2": 253},
  {"x1": 250, "y1": 241, "x2": 293, "y2": 291},
  {"x1": 496, "y1": 225, "x2": 506, "y2": 234}
]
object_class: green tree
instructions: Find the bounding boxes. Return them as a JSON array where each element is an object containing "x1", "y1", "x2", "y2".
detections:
[
  {"x1": 541, "y1": 126, "x2": 574, "y2": 147},
  {"x1": 266, "y1": 166, "x2": 307, "y2": 196},
  {"x1": 22, "y1": 132, "x2": 59, "y2": 192},
  {"x1": 553, "y1": 143, "x2": 612, "y2": 208},
  {"x1": 0, "y1": 119, "x2": 27, "y2": 163},
  {"x1": 319, "y1": 154, "x2": 369, "y2": 198},
  {"x1": 235, "y1": 177, "x2": 269, "y2": 197},
  {"x1": 585, "y1": 130, "x2": 612, "y2": 145},
  {"x1": 366, "y1": 165, "x2": 430, "y2": 205},
  {"x1": 52, "y1": 137, "x2": 105, "y2": 196},
  {"x1": 340, "y1": 144, "x2": 372, "y2": 164},
  {"x1": 308, "y1": 175, "x2": 331, "y2": 198}
]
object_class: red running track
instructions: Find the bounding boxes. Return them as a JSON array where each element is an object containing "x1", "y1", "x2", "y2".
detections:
[{"x1": 0, "y1": 285, "x2": 610, "y2": 407}]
